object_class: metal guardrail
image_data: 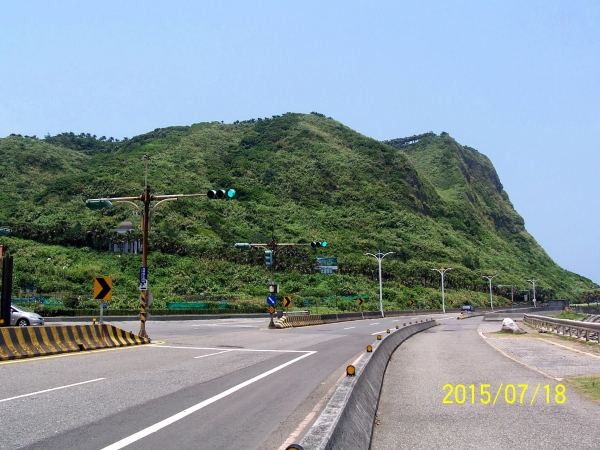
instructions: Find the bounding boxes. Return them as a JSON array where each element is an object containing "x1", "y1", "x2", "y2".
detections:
[{"x1": 524, "y1": 314, "x2": 600, "y2": 343}]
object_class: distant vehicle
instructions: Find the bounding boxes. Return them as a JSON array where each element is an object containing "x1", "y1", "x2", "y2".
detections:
[
  {"x1": 10, "y1": 304, "x2": 45, "y2": 326},
  {"x1": 461, "y1": 305, "x2": 475, "y2": 313},
  {"x1": 513, "y1": 303, "x2": 520, "y2": 307},
  {"x1": 541, "y1": 303, "x2": 549, "y2": 307}
]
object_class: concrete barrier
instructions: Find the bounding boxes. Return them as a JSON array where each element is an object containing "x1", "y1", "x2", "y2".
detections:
[
  {"x1": 274, "y1": 314, "x2": 324, "y2": 328},
  {"x1": 0, "y1": 324, "x2": 151, "y2": 361},
  {"x1": 298, "y1": 319, "x2": 438, "y2": 449}
]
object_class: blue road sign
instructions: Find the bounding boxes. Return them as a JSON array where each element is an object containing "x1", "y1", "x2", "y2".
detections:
[
  {"x1": 267, "y1": 295, "x2": 277, "y2": 306},
  {"x1": 139, "y1": 267, "x2": 148, "y2": 290}
]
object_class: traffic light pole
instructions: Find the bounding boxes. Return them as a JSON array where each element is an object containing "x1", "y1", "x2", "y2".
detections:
[
  {"x1": 235, "y1": 236, "x2": 326, "y2": 328},
  {"x1": 86, "y1": 156, "x2": 236, "y2": 339}
]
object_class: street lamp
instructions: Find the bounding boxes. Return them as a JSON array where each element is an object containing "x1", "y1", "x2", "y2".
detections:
[
  {"x1": 365, "y1": 249, "x2": 395, "y2": 317},
  {"x1": 482, "y1": 275, "x2": 498, "y2": 311},
  {"x1": 86, "y1": 155, "x2": 235, "y2": 338},
  {"x1": 527, "y1": 279, "x2": 538, "y2": 307},
  {"x1": 431, "y1": 267, "x2": 452, "y2": 313},
  {"x1": 497, "y1": 284, "x2": 514, "y2": 305}
]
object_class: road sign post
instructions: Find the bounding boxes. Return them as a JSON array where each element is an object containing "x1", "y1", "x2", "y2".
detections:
[{"x1": 267, "y1": 295, "x2": 277, "y2": 328}]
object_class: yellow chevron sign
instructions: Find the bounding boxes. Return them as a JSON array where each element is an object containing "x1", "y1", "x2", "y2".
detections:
[
  {"x1": 283, "y1": 296, "x2": 292, "y2": 307},
  {"x1": 93, "y1": 277, "x2": 112, "y2": 301}
]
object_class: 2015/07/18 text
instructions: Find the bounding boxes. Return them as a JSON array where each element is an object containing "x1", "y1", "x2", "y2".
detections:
[{"x1": 442, "y1": 383, "x2": 566, "y2": 405}]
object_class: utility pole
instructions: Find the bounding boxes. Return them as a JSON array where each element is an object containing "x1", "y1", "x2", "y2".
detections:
[
  {"x1": 482, "y1": 275, "x2": 498, "y2": 311},
  {"x1": 87, "y1": 155, "x2": 235, "y2": 338},
  {"x1": 432, "y1": 267, "x2": 452, "y2": 313},
  {"x1": 365, "y1": 250, "x2": 395, "y2": 318},
  {"x1": 235, "y1": 229, "x2": 326, "y2": 328}
]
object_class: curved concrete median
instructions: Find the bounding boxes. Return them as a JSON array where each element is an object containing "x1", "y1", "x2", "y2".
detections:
[{"x1": 298, "y1": 319, "x2": 438, "y2": 449}]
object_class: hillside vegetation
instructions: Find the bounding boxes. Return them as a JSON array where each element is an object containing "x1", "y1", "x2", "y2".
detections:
[{"x1": 0, "y1": 113, "x2": 593, "y2": 312}]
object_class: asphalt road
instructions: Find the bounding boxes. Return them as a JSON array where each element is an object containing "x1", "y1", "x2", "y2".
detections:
[
  {"x1": 371, "y1": 316, "x2": 600, "y2": 449},
  {"x1": 0, "y1": 313, "x2": 453, "y2": 450}
]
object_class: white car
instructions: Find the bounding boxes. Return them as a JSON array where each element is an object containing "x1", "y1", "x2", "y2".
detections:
[{"x1": 10, "y1": 304, "x2": 45, "y2": 326}]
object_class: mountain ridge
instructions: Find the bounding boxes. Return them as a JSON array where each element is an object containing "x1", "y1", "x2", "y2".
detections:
[{"x1": 0, "y1": 113, "x2": 593, "y2": 309}]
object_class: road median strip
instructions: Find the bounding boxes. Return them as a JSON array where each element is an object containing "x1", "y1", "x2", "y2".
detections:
[{"x1": 0, "y1": 324, "x2": 150, "y2": 361}]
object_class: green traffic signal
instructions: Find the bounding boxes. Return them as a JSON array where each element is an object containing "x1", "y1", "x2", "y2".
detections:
[
  {"x1": 0, "y1": 227, "x2": 11, "y2": 236},
  {"x1": 311, "y1": 241, "x2": 327, "y2": 247},
  {"x1": 265, "y1": 250, "x2": 273, "y2": 267},
  {"x1": 85, "y1": 199, "x2": 113, "y2": 210},
  {"x1": 207, "y1": 189, "x2": 236, "y2": 199},
  {"x1": 234, "y1": 243, "x2": 252, "y2": 250}
]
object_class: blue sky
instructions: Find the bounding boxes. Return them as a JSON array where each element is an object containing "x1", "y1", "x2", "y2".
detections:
[{"x1": 1, "y1": 1, "x2": 598, "y2": 284}]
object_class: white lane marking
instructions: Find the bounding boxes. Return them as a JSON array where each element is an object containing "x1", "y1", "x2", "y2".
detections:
[
  {"x1": 278, "y1": 352, "x2": 366, "y2": 450},
  {"x1": 193, "y1": 350, "x2": 232, "y2": 359},
  {"x1": 371, "y1": 330, "x2": 394, "y2": 336},
  {"x1": 101, "y1": 351, "x2": 317, "y2": 450},
  {"x1": 391, "y1": 320, "x2": 399, "y2": 322},
  {"x1": 158, "y1": 345, "x2": 309, "y2": 353},
  {"x1": 0, "y1": 378, "x2": 105, "y2": 403},
  {"x1": 343, "y1": 327, "x2": 355, "y2": 330},
  {"x1": 192, "y1": 324, "x2": 257, "y2": 328},
  {"x1": 369, "y1": 323, "x2": 380, "y2": 325}
]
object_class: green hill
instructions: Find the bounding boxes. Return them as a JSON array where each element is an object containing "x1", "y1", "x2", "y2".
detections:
[{"x1": 0, "y1": 113, "x2": 593, "y2": 311}]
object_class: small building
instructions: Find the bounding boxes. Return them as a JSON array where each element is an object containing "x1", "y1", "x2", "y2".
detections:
[{"x1": 109, "y1": 221, "x2": 141, "y2": 254}]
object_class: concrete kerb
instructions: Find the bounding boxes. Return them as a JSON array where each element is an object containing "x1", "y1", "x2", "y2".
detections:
[
  {"x1": 298, "y1": 319, "x2": 438, "y2": 450},
  {"x1": 0, "y1": 324, "x2": 151, "y2": 361}
]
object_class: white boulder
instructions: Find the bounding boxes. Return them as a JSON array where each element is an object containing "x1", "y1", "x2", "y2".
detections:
[{"x1": 501, "y1": 318, "x2": 524, "y2": 334}]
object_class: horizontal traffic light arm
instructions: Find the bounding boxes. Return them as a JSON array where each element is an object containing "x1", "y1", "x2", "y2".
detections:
[
  {"x1": 86, "y1": 190, "x2": 235, "y2": 203},
  {"x1": 234, "y1": 242, "x2": 326, "y2": 249}
]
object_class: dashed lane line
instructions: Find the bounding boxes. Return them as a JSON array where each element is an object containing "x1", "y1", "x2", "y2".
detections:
[
  {"x1": 0, "y1": 378, "x2": 105, "y2": 403},
  {"x1": 193, "y1": 350, "x2": 232, "y2": 359}
]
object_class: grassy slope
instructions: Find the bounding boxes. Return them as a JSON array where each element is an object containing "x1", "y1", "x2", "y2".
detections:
[{"x1": 0, "y1": 114, "x2": 593, "y2": 311}]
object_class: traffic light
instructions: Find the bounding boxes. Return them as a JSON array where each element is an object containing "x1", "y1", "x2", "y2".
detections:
[
  {"x1": 264, "y1": 250, "x2": 273, "y2": 267},
  {"x1": 207, "y1": 189, "x2": 236, "y2": 199},
  {"x1": 234, "y1": 243, "x2": 252, "y2": 250},
  {"x1": 311, "y1": 241, "x2": 327, "y2": 247}
]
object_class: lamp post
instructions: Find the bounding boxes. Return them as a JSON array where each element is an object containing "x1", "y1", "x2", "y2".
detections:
[
  {"x1": 86, "y1": 155, "x2": 235, "y2": 338},
  {"x1": 365, "y1": 250, "x2": 395, "y2": 317},
  {"x1": 497, "y1": 284, "x2": 514, "y2": 305},
  {"x1": 431, "y1": 267, "x2": 452, "y2": 313},
  {"x1": 482, "y1": 275, "x2": 498, "y2": 311},
  {"x1": 527, "y1": 279, "x2": 538, "y2": 307}
]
